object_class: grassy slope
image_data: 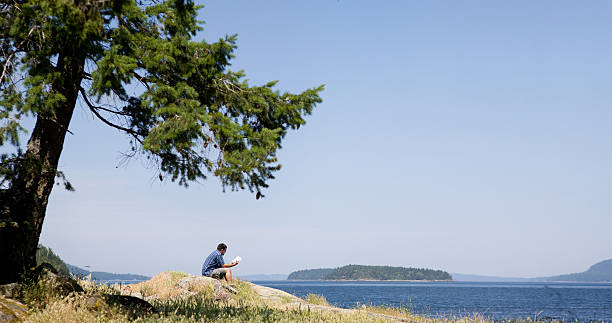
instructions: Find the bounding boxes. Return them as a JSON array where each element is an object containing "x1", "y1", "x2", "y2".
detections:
[{"x1": 21, "y1": 271, "x2": 561, "y2": 323}]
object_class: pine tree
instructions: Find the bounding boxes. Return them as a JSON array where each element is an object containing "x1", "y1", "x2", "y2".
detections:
[{"x1": 0, "y1": 0, "x2": 322, "y2": 283}]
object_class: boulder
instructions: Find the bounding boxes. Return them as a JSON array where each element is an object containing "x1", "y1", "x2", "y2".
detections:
[
  {"x1": 32, "y1": 263, "x2": 83, "y2": 296},
  {"x1": 82, "y1": 295, "x2": 110, "y2": 312},
  {"x1": 103, "y1": 294, "x2": 157, "y2": 315},
  {"x1": 175, "y1": 275, "x2": 219, "y2": 291},
  {"x1": 175, "y1": 276, "x2": 234, "y2": 300},
  {"x1": 0, "y1": 284, "x2": 21, "y2": 299},
  {"x1": 213, "y1": 284, "x2": 230, "y2": 301},
  {"x1": 120, "y1": 272, "x2": 239, "y2": 303},
  {"x1": 0, "y1": 296, "x2": 27, "y2": 323}
]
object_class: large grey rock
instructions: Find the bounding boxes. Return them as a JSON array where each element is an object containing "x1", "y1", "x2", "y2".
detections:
[
  {"x1": 0, "y1": 284, "x2": 21, "y2": 299},
  {"x1": 213, "y1": 284, "x2": 230, "y2": 301},
  {"x1": 175, "y1": 275, "x2": 226, "y2": 300},
  {"x1": 82, "y1": 295, "x2": 110, "y2": 312},
  {"x1": 33, "y1": 263, "x2": 83, "y2": 296},
  {"x1": 120, "y1": 273, "x2": 235, "y2": 302},
  {"x1": 175, "y1": 276, "x2": 218, "y2": 290},
  {"x1": 0, "y1": 296, "x2": 27, "y2": 323},
  {"x1": 103, "y1": 294, "x2": 157, "y2": 315}
]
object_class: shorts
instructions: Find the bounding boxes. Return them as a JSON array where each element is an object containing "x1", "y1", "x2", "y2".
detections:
[{"x1": 210, "y1": 268, "x2": 227, "y2": 279}]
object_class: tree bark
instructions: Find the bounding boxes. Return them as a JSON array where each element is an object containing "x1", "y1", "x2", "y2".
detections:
[{"x1": 0, "y1": 52, "x2": 84, "y2": 284}]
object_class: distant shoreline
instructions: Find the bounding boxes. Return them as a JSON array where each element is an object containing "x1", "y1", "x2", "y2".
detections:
[
  {"x1": 287, "y1": 279, "x2": 453, "y2": 282},
  {"x1": 284, "y1": 279, "x2": 612, "y2": 283},
  {"x1": 288, "y1": 265, "x2": 453, "y2": 281}
]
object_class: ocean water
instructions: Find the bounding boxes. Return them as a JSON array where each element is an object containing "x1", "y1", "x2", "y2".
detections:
[{"x1": 253, "y1": 280, "x2": 612, "y2": 322}]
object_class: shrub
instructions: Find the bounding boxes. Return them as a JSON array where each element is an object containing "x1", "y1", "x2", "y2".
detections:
[{"x1": 305, "y1": 293, "x2": 329, "y2": 306}]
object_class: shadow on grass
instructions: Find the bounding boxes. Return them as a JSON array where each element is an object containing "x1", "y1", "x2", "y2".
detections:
[{"x1": 151, "y1": 296, "x2": 281, "y2": 321}]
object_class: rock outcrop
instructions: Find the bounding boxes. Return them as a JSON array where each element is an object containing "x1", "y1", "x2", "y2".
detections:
[
  {"x1": 0, "y1": 296, "x2": 27, "y2": 323},
  {"x1": 0, "y1": 284, "x2": 20, "y2": 299},
  {"x1": 120, "y1": 272, "x2": 239, "y2": 302},
  {"x1": 32, "y1": 263, "x2": 84, "y2": 296}
]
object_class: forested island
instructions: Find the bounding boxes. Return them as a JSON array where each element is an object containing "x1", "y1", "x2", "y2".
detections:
[
  {"x1": 288, "y1": 265, "x2": 452, "y2": 281},
  {"x1": 287, "y1": 268, "x2": 334, "y2": 280},
  {"x1": 36, "y1": 245, "x2": 149, "y2": 282}
]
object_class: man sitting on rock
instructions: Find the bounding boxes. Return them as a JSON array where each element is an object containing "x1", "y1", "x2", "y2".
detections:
[{"x1": 201, "y1": 243, "x2": 238, "y2": 282}]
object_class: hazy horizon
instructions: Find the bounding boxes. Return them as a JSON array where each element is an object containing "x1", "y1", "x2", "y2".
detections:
[
  {"x1": 36, "y1": 1, "x2": 612, "y2": 278},
  {"x1": 59, "y1": 258, "x2": 608, "y2": 280}
]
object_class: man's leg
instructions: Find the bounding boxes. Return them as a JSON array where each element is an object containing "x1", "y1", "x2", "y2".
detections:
[
  {"x1": 225, "y1": 268, "x2": 232, "y2": 282},
  {"x1": 211, "y1": 268, "x2": 227, "y2": 280}
]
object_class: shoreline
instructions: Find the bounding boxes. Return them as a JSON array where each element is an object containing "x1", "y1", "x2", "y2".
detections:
[
  {"x1": 285, "y1": 279, "x2": 453, "y2": 282},
  {"x1": 284, "y1": 279, "x2": 612, "y2": 283}
]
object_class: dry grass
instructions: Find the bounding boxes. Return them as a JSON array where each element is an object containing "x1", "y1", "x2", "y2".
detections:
[
  {"x1": 21, "y1": 271, "x2": 564, "y2": 323},
  {"x1": 25, "y1": 294, "x2": 128, "y2": 323},
  {"x1": 358, "y1": 305, "x2": 493, "y2": 323},
  {"x1": 232, "y1": 280, "x2": 266, "y2": 306},
  {"x1": 305, "y1": 293, "x2": 330, "y2": 306}
]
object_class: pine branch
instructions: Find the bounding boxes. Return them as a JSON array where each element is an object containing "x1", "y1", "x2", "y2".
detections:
[
  {"x1": 0, "y1": 26, "x2": 36, "y2": 82},
  {"x1": 79, "y1": 87, "x2": 143, "y2": 144},
  {"x1": 133, "y1": 71, "x2": 151, "y2": 91}
]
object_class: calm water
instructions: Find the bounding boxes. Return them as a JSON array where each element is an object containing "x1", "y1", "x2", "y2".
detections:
[{"x1": 253, "y1": 280, "x2": 612, "y2": 322}]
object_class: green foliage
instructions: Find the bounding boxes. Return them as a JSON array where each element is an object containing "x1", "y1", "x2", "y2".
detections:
[
  {"x1": 18, "y1": 276, "x2": 54, "y2": 309},
  {"x1": 287, "y1": 268, "x2": 334, "y2": 280},
  {"x1": 35, "y1": 245, "x2": 70, "y2": 276},
  {"x1": 289, "y1": 265, "x2": 453, "y2": 281},
  {"x1": 0, "y1": 0, "x2": 323, "y2": 197},
  {"x1": 327, "y1": 265, "x2": 452, "y2": 281},
  {"x1": 305, "y1": 293, "x2": 329, "y2": 306}
]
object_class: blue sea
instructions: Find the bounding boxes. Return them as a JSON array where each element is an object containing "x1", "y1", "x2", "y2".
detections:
[{"x1": 252, "y1": 280, "x2": 612, "y2": 322}]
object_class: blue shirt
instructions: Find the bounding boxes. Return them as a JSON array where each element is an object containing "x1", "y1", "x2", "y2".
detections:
[{"x1": 202, "y1": 250, "x2": 225, "y2": 276}]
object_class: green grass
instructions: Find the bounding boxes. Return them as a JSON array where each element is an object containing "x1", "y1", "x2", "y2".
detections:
[
  {"x1": 305, "y1": 293, "x2": 330, "y2": 306},
  {"x1": 141, "y1": 296, "x2": 380, "y2": 323},
  {"x1": 232, "y1": 280, "x2": 264, "y2": 306}
]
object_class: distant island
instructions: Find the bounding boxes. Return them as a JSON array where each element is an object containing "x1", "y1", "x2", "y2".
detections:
[
  {"x1": 545, "y1": 258, "x2": 612, "y2": 282},
  {"x1": 451, "y1": 258, "x2": 612, "y2": 283},
  {"x1": 287, "y1": 268, "x2": 335, "y2": 280},
  {"x1": 288, "y1": 265, "x2": 452, "y2": 281}
]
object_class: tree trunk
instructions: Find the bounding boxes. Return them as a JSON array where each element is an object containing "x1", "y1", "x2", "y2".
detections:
[{"x1": 0, "y1": 52, "x2": 84, "y2": 284}]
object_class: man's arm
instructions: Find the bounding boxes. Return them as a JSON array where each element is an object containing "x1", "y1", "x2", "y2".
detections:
[{"x1": 221, "y1": 261, "x2": 237, "y2": 268}]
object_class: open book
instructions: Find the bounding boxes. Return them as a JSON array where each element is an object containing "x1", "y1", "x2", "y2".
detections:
[{"x1": 232, "y1": 256, "x2": 242, "y2": 264}]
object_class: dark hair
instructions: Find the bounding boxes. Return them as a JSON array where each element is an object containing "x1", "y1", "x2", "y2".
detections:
[{"x1": 217, "y1": 243, "x2": 227, "y2": 251}]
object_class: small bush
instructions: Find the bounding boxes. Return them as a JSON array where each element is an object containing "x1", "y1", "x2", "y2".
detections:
[
  {"x1": 305, "y1": 293, "x2": 329, "y2": 306},
  {"x1": 18, "y1": 277, "x2": 54, "y2": 308}
]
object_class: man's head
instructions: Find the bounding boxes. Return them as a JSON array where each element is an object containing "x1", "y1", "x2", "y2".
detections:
[{"x1": 217, "y1": 243, "x2": 227, "y2": 255}]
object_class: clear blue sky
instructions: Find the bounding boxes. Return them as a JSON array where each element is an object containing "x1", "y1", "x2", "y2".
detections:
[{"x1": 38, "y1": 1, "x2": 612, "y2": 278}]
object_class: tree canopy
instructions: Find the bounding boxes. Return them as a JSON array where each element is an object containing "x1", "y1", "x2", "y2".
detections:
[
  {"x1": 1, "y1": 0, "x2": 323, "y2": 195},
  {"x1": 0, "y1": 0, "x2": 322, "y2": 283}
]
